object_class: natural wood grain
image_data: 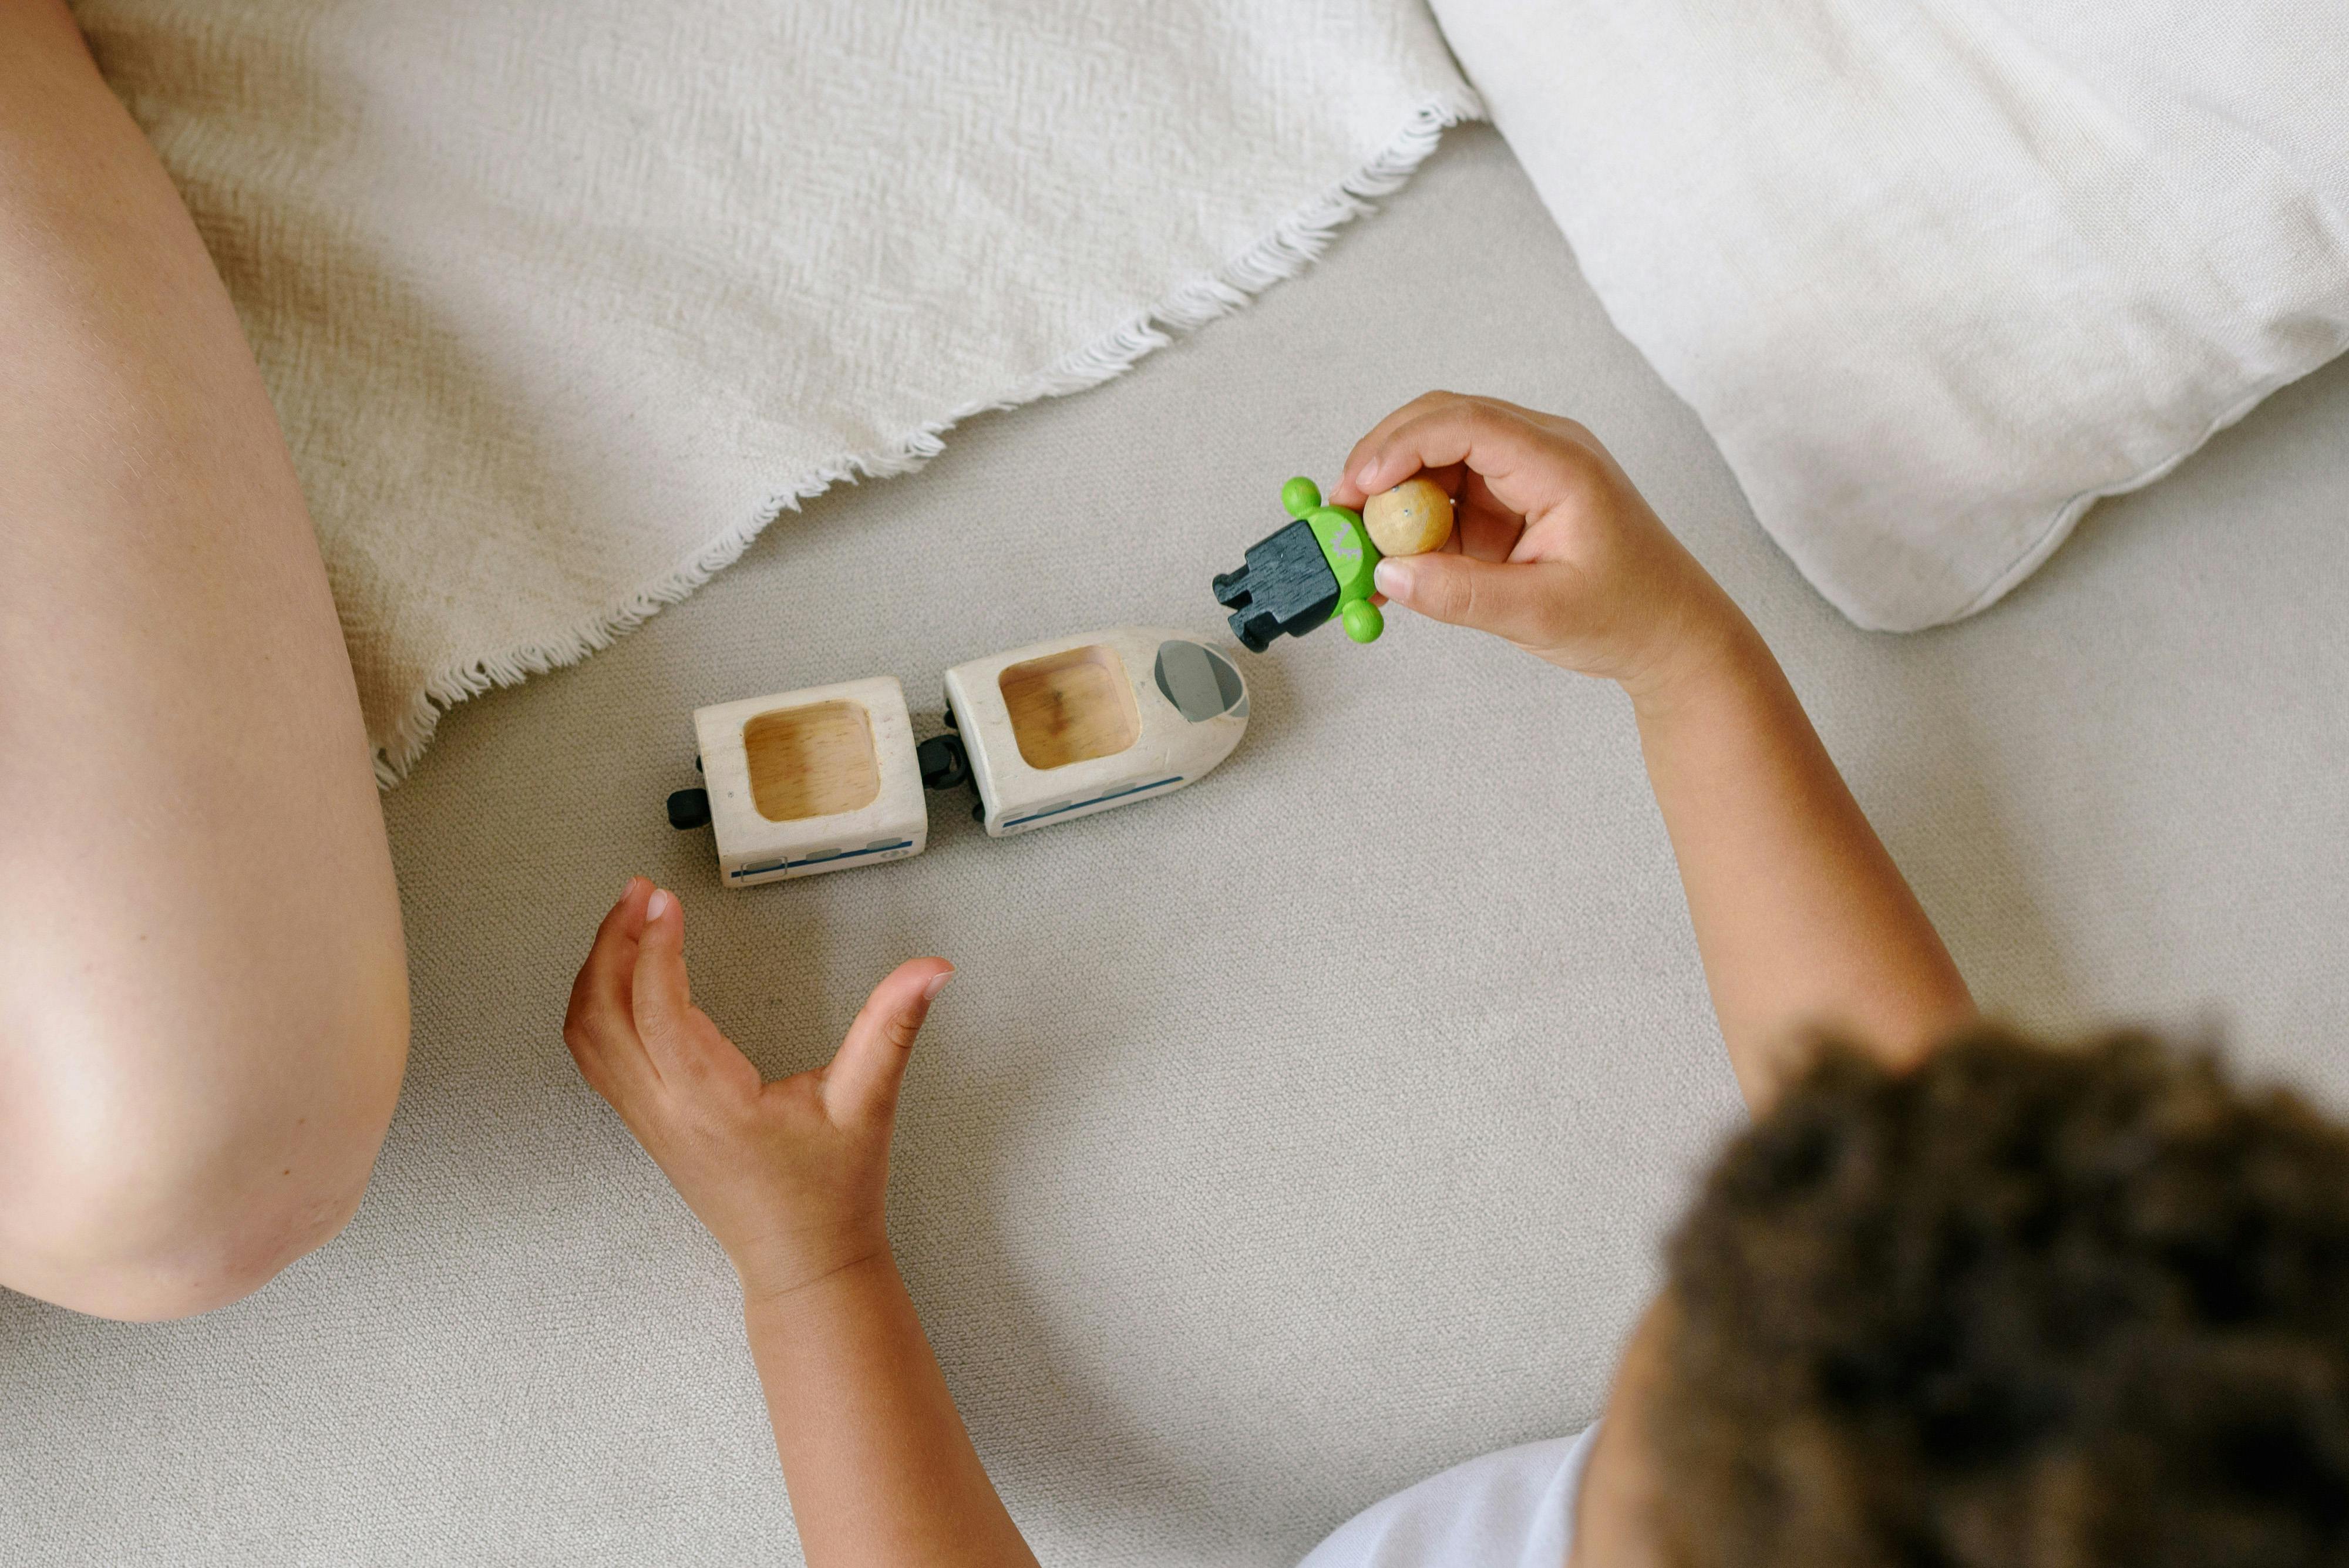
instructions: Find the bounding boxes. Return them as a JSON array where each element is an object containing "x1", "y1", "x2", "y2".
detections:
[
  {"x1": 1362, "y1": 476, "x2": 1455, "y2": 556},
  {"x1": 997, "y1": 645, "x2": 1139, "y2": 770},
  {"x1": 743, "y1": 700, "x2": 881, "y2": 821}
]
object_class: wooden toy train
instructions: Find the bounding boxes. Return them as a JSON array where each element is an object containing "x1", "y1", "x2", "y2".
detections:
[
  {"x1": 663, "y1": 474, "x2": 1450, "y2": 887},
  {"x1": 664, "y1": 627, "x2": 1248, "y2": 887}
]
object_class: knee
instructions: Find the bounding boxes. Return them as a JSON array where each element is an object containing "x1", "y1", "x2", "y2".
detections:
[
  {"x1": 1, "y1": 999, "x2": 408, "y2": 1321},
  {"x1": 28, "y1": 1159, "x2": 369, "y2": 1323}
]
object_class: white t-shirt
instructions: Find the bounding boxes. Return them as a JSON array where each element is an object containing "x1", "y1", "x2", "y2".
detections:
[{"x1": 1297, "y1": 1426, "x2": 1598, "y2": 1568}]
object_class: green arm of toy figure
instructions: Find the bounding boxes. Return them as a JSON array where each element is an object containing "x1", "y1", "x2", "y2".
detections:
[{"x1": 1283, "y1": 477, "x2": 1384, "y2": 644}]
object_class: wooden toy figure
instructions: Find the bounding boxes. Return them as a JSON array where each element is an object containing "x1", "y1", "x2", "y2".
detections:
[
  {"x1": 1361, "y1": 475, "x2": 1456, "y2": 557},
  {"x1": 1211, "y1": 476, "x2": 1453, "y2": 651}
]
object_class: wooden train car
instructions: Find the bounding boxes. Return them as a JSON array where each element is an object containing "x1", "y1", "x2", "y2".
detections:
[
  {"x1": 667, "y1": 627, "x2": 1248, "y2": 885},
  {"x1": 944, "y1": 627, "x2": 1248, "y2": 837}
]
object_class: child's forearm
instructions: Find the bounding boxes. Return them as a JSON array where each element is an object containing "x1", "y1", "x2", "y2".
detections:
[
  {"x1": 1629, "y1": 610, "x2": 1975, "y2": 1111},
  {"x1": 742, "y1": 1256, "x2": 1039, "y2": 1568},
  {"x1": 1329, "y1": 393, "x2": 1967, "y2": 1105}
]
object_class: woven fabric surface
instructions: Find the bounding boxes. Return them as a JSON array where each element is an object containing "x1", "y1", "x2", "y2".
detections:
[{"x1": 70, "y1": 0, "x2": 1478, "y2": 779}]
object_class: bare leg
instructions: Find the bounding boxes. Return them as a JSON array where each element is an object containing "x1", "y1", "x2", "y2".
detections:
[{"x1": 0, "y1": 0, "x2": 408, "y2": 1319}]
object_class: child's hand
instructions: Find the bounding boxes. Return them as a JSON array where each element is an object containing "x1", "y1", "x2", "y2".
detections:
[
  {"x1": 562, "y1": 877, "x2": 954, "y2": 1302},
  {"x1": 1330, "y1": 392, "x2": 1741, "y2": 699}
]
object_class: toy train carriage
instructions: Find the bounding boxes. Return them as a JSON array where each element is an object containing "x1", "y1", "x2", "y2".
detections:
[
  {"x1": 686, "y1": 677, "x2": 930, "y2": 886},
  {"x1": 671, "y1": 627, "x2": 1248, "y2": 886},
  {"x1": 947, "y1": 626, "x2": 1246, "y2": 837}
]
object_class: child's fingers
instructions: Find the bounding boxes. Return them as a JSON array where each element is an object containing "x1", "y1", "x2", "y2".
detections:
[
  {"x1": 1331, "y1": 453, "x2": 1468, "y2": 515},
  {"x1": 564, "y1": 878, "x2": 652, "y2": 1040},
  {"x1": 1372, "y1": 551, "x2": 1577, "y2": 649},
  {"x1": 1350, "y1": 399, "x2": 1591, "y2": 523},
  {"x1": 563, "y1": 878, "x2": 658, "y2": 1097},
  {"x1": 1455, "y1": 473, "x2": 1530, "y2": 562},
  {"x1": 626, "y1": 887, "x2": 693, "y2": 1067},
  {"x1": 1352, "y1": 399, "x2": 1541, "y2": 494},
  {"x1": 1334, "y1": 391, "x2": 1466, "y2": 504},
  {"x1": 820, "y1": 958, "x2": 955, "y2": 1129},
  {"x1": 629, "y1": 889, "x2": 753, "y2": 1083}
]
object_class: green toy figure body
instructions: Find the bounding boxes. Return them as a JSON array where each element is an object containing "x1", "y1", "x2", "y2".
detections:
[
  {"x1": 1283, "y1": 477, "x2": 1385, "y2": 644},
  {"x1": 1211, "y1": 476, "x2": 1385, "y2": 651}
]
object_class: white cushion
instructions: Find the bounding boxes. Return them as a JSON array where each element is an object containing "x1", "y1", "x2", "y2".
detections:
[{"x1": 1430, "y1": 0, "x2": 2349, "y2": 629}]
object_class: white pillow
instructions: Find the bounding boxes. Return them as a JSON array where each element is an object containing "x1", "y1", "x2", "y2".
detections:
[{"x1": 1430, "y1": 0, "x2": 2349, "y2": 629}]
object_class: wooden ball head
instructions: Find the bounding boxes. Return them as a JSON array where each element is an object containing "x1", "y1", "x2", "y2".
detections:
[{"x1": 1362, "y1": 477, "x2": 1454, "y2": 557}]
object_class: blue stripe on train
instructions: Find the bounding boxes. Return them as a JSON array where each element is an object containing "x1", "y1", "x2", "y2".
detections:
[
  {"x1": 1003, "y1": 777, "x2": 1182, "y2": 828},
  {"x1": 731, "y1": 839, "x2": 916, "y2": 880}
]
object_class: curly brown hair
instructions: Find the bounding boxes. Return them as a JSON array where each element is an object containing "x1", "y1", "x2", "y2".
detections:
[{"x1": 1654, "y1": 1029, "x2": 2349, "y2": 1568}]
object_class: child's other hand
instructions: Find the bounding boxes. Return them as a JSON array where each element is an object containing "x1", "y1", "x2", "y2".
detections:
[
  {"x1": 1330, "y1": 392, "x2": 1739, "y2": 698},
  {"x1": 563, "y1": 878, "x2": 954, "y2": 1303}
]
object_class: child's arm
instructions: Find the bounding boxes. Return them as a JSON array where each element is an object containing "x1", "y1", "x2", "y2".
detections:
[
  {"x1": 563, "y1": 880, "x2": 1038, "y2": 1568},
  {"x1": 1334, "y1": 393, "x2": 1975, "y2": 1111}
]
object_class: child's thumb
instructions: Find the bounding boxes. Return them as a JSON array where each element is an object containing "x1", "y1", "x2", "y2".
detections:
[
  {"x1": 822, "y1": 958, "x2": 955, "y2": 1128},
  {"x1": 1374, "y1": 553, "x2": 1560, "y2": 648}
]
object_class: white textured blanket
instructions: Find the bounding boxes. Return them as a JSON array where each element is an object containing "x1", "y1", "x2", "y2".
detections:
[{"x1": 73, "y1": 2, "x2": 1478, "y2": 779}]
